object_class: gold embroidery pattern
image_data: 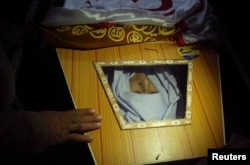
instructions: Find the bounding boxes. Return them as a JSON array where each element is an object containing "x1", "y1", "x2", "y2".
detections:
[
  {"x1": 72, "y1": 25, "x2": 89, "y2": 35},
  {"x1": 158, "y1": 26, "x2": 175, "y2": 35},
  {"x1": 144, "y1": 37, "x2": 157, "y2": 42},
  {"x1": 108, "y1": 27, "x2": 125, "y2": 42},
  {"x1": 90, "y1": 28, "x2": 107, "y2": 38},
  {"x1": 132, "y1": 25, "x2": 157, "y2": 35},
  {"x1": 46, "y1": 24, "x2": 176, "y2": 49},
  {"x1": 56, "y1": 26, "x2": 71, "y2": 32},
  {"x1": 127, "y1": 31, "x2": 143, "y2": 43}
]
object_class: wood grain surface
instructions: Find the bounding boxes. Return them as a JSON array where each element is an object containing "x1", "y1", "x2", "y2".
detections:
[{"x1": 56, "y1": 42, "x2": 225, "y2": 165}]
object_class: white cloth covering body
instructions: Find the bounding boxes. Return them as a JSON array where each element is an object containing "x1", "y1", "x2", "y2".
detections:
[{"x1": 111, "y1": 67, "x2": 180, "y2": 122}]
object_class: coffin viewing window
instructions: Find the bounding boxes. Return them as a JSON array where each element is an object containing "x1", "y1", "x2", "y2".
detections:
[{"x1": 93, "y1": 60, "x2": 193, "y2": 129}]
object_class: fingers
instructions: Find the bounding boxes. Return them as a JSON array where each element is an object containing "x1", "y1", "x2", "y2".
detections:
[
  {"x1": 65, "y1": 109, "x2": 102, "y2": 143},
  {"x1": 41, "y1": 108, "x2": 102, "y2": 145},
  {"x1": 74, "y1": 109, "x2": 102, "y2": 123},
  {"x1": 76, "y1": 108, "x2": 96, "y2": 115},
  {"x1": 70, "y1": 121, "x2": 101, "y2": 133},
  {"x1": 77, "y1": 114, "x2": 102, "y2": 124},
  {"x1": 68, "y1": 108, "x2": 102, "y2": 132},
  {"x1": 65, "y1": 133, "x2": 95, "y2": 143},
  {"x1": 69, "y1": 109, "x2": 102, "y2": 133}
]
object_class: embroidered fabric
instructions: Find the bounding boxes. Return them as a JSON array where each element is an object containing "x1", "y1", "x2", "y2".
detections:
[{"x1": 41, "y1": 0, "x2": 219, "y2": 46}]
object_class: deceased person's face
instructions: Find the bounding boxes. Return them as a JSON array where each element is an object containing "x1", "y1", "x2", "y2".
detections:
[{"x1": 129, "y1": 73, "x2": 159, "y2": 94}]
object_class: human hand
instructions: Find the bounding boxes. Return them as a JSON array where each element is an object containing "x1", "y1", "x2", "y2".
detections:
[{"x1": 40, "y1": 108, "x2": 102, "y2": 146}]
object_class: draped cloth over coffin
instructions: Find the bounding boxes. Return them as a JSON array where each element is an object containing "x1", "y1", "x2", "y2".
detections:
[
  {"x1": 42, "y1": 0, "x2": 200, "y2": 27},
  {"x1": 39, "y1": 0, "x2": 219, "y2": 49},
  {"x1": 111, "y1": 66, "x2": 180, "y2": 122}
]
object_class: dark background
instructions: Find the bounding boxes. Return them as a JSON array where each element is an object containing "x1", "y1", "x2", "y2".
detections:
[
  {"x1": 1, "y1": 0, "x2": 95, "y2": 165},
  {"x1": 1, "y1": 0, "x2": 250, "y2": 164}
]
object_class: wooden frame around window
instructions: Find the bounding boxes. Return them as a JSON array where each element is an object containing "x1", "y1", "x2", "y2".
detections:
[{"x1": 93, "y1": 59, "x2": 193, "y2": 129}]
